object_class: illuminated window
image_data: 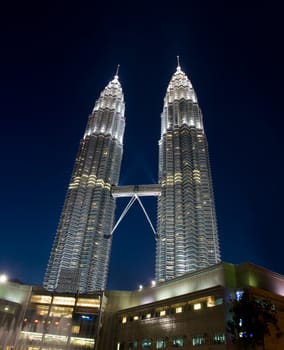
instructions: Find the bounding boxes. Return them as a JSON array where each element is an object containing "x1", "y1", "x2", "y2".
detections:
[
  {"x1": 76, "y1": 298, "x2": 100, "y2": 308},
  {"x1": 192, "y1": 335, "x2": 205, "y2": 346},
  {"x1": 146, "y1": 313, "x2": 151, "y2": 319},
  {"x1": 142, "y1": 339, "x2": 152, "y2": 348},
  {"x1": 207, "y1": 297, "x2": 215, "y2": 308},
  {"x1": 53, "y1": 296, "x2": 75, "y2": 306},
  {"x1": 175, "y1": 306, "x2": 183, "y2": 313},
  {"x1": 172, "y1": 337, "x2": 184, "y2": 347},
  {"x1": 193, "y1": 303, "x2": 201, "y2": 310},
  {"x1": 159, "y1": 310, "x2": 166, "y2": 317},
  {"x1": 72, "y1": 325, "x2": 80, "y2": 334},
  {"x1": 133, "y1": 315, "x2": 139, "y2": 321},
  {"x1": 44, "y1": 334, "x2": 68, "y2": 344},
  {"x1": 31, "y1": 295, "x2": 52, "y2": 304},
  {"x1": 49, "y1": 306, "x2": 73, "y2": 318},
  {"x1": 70, "y1": 337, "x2": 95, "y2": 348},
  {"x1": 35, "y1": 304, "x2": 49, "y2": 316},
  {"x1": 156, "y1": 339, "x2": 166, "y2": 349},
  {"x1": 213, "y1": 333, "x2": 226, "y2": 344},
  {"x1": 20, "y1": 331, "x2": 43, "y2": 341},
  {"x1": 121, "y1": 316, "x2": 127, "y2": 324}
]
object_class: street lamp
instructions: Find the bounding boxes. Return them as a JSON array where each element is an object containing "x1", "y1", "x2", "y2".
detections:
[{"x1": 0, "y1": 274, "x2": 7, "y2": 283}]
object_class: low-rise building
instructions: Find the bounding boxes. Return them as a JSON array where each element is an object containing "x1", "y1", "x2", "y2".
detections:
[{"x1": 1, "y1": 262, "x2": 284, "y2": 350}]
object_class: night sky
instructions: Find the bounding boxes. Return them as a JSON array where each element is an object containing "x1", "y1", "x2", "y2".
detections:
[{"x1": 0, "y1": 1, "x2": 283, "y2": 291}]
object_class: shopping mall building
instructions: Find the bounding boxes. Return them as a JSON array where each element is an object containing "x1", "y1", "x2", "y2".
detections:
[{"x1": 1, "y1": 262, "x2": 284, "y2": 350}]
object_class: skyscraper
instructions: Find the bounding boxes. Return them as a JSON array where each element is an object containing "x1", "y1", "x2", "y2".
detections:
[
  {"x1": 156, "y1": 63, "x2": 220, "y2": 282},
  {"x1": 44, "y1": 62, "x2": 220, "y2": 292},
  {"x1": 43, "y1": 72, "x2": 125, "y2": 293}
]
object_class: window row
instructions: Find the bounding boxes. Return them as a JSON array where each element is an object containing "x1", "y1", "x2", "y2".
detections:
[
  {"x1": 30, "y1": 295, "x2": 100, "y2": 307},
  {"x1": 117, "y1": 333, "x2": 226, "y2": 349},
  {"x1": 120, "y1": 296, "x2": 223, "y2": 324}
]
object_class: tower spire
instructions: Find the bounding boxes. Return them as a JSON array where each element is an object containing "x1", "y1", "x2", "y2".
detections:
[
  {"x1": 115, "y1": 64, "x2": 120, "y2": 79},
  {"x1": 177, "y1": 55, "x2": 180, "y2": 68}
]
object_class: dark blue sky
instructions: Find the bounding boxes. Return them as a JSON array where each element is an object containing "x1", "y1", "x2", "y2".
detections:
[{"x1": 0, "y1": 1, "x2": 283, "y2": 290}]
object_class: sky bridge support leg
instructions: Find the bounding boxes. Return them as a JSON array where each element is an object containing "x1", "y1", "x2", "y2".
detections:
[{"x1": 111, "y1": 194, "x2": 157, "y2": 239}]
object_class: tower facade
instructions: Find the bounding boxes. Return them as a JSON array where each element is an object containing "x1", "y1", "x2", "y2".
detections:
[
  {"x1": 44, "y1": 74, "x2": 125, "y2": 293},
  {"x1": 156, "y1": 64, "x2": 220, "y2": 282}
]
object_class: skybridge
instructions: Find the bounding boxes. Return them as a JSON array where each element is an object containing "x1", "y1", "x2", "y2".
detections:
[
  {"x1": 110, "y1": 184, "x2": 161, "y2": 239},
  {"x1": 111, "y1": 184, "x2": 161, "y2": 198}
]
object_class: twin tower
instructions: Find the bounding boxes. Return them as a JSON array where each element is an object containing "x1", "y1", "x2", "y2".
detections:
[{"x1": 44, "y1": 63, "x2": 221, "y2": 293}]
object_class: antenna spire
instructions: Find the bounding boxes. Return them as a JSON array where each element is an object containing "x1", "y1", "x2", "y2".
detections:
[
  {"x1": 177, "y1": 55, "x2": 181, "y2": 68},
  {"x1": 115, "y1": 64, "x2": 120, "y2": 78}
]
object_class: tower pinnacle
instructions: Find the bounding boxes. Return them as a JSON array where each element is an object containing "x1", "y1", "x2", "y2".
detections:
[
  {"x1": 177, "y1": 55, "x2": 181, "y2": 70},
  {"x1": 115, "y1": 64, "x2": 120, "y2": 79}
]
